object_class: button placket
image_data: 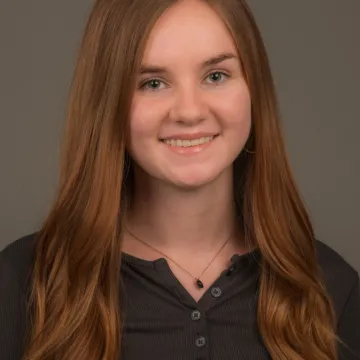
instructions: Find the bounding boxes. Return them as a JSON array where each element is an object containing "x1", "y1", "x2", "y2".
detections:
[{"x1": 189, "y1": 306, "x2": 209, "y2": 358}]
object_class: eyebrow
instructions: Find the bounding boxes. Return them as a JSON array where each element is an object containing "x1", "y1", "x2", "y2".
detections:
[{"x1": 139, "y1": 52, "x2": 238, "y2": 75}]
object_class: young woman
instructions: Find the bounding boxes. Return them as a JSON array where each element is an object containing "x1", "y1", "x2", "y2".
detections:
[{"x1": 1, "y1": 0, "x2": 359, "y2": 359}]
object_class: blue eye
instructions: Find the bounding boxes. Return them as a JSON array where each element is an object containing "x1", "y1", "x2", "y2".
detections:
[{"x1": 139, "y1": 71, "x2": 230, "y2": 92}]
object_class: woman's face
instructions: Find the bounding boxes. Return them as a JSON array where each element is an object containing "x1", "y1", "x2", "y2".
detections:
[{"x1": 128, "y1": 0, "x2": 251, "y2": 189}]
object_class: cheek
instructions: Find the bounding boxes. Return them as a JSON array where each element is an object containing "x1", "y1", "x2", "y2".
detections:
[
  {"x1": 129, "y1": 96, "x2": 165, "y2": 137},
  {"x1": 129, "y1": 107, "x2": 151, "y2": 138},
  {"x1": 216, "y1": 83, "x2": 252, "y2": 131}
]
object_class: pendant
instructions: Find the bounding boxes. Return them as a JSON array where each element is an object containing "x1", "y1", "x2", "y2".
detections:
[{"x1": 196, "y1": 279, "x2": 204, "y2": 289}]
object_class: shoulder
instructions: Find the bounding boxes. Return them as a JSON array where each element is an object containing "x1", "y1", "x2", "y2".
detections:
[
  {"x1": 315, "y1": 238, "x2": 358, "y2": 285},
  {"x1": 0, "y1": 232, "x2": 38, "y2": 295},
  {"x1": 314, "y1": 239, "x2": 359, "y2": 321},
  {"x1": 0, "y1": 233, "x2": 37, "y2": 358}
]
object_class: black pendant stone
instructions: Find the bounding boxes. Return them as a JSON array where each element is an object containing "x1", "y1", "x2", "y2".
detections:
[{"x1": 196, "y1": 279, "x2": 204, "y2": 288}]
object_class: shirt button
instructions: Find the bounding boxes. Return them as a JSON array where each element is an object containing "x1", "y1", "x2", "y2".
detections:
[
  {"x1": 226, "y1": 265, "x2": 236, "y2": 276},
  {"x1": 191, "y1": 310, "x2": 201, "y2": 321},
  {"x1": 210, "y1": 286, "x2": 222, "y2": 298},
  {"x1": 195, "y1": 336, "x2": 206, "y2": 347}
]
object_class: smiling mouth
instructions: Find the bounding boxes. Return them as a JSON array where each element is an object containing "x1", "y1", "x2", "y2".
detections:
[{"x1": 160, "y1": 135, "x2": 219, "y2": 148}]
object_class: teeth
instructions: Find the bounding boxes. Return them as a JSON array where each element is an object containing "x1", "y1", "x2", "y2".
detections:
[{"x1": 163, "y1": 136, "x2": 214, "y2": 147}]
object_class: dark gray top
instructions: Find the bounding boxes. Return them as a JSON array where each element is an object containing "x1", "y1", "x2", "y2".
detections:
[{"x1": 0, "y1": 233, "x2": 359, "y2": 360}]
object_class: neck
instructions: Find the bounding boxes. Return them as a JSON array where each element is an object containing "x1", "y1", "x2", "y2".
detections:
[{"x1": 125, "y1": 165, "x2": 245, "y2": 256}]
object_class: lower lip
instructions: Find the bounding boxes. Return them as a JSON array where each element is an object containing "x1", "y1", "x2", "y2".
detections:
[{"x1": 161, "y1": 136, "x2": 218, "y2": 155}]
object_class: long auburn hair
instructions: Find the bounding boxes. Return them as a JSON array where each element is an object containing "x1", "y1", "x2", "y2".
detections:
[{"x1": 23, "y1": 0, "x2": 344, "y2": 359}]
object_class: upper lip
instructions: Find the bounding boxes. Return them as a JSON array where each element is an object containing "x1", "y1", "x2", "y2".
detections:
[{"x1": 160, "y1": 132, "x2": 219, "y2": 140}]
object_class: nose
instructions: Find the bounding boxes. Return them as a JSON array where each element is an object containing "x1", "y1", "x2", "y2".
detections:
[{"x1": 169, "y1": 84, "x2": 208, "y2": 126}]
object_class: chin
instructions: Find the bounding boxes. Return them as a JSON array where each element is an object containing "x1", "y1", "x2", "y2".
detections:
[{"x1": 167, "y1": 171, "x2": 222, "y2": 190}]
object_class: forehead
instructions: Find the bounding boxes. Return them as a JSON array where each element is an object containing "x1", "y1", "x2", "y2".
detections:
[{"x1": 141, "y1": 1, "x2": 238, "y2": 65}]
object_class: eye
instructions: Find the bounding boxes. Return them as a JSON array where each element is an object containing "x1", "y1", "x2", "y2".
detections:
[
  {"x1": 139, "y1": 79, "x2": 166, "y2": 91},
  {"x1": 205, "y1": 71, "x2": 230, "y2": 84},
  {"x1": 139, "y1": 71, "x2": 230, "y2": 92}
]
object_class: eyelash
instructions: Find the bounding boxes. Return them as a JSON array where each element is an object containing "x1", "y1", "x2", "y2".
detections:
[{"x1": 139, "y1": 71, "x2": 230, "y2": 92}]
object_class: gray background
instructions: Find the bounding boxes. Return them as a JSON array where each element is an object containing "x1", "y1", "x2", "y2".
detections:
[{"x1": 1, "y1": 1, "x2": 359, "y2": 272}]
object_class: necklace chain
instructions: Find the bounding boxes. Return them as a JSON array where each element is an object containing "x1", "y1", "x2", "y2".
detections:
[{"x1": 125, "y1": 228, "x2": 232, "y2": 289}]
